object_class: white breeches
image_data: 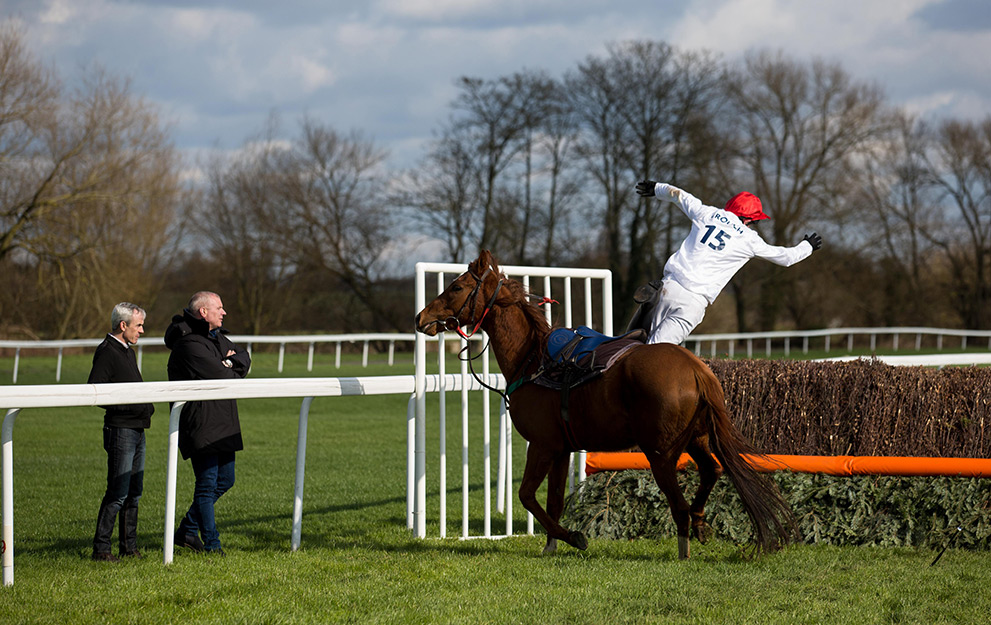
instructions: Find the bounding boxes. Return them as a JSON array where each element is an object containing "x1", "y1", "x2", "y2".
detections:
[{"x1": 646, "y1": 278, "x2": 708, "y2": 346}]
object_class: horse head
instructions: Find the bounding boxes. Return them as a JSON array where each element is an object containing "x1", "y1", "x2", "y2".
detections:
[{"x1": 414, "y1": 250, "x2": 505, "y2": 337}]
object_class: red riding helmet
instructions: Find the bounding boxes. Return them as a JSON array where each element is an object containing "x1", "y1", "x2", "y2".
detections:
[{"x1": 725, "y1": 192, "x2": 769, "y2": 222}]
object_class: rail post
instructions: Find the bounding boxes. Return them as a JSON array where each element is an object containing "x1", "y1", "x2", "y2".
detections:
[
  {"x1": 163, "y1": 401, "x2": 185, "y2": 565},
  {"x1": 291, "y1": 397, "x2": 314, "y2": 551},
  {"x1": 2, "y1": 409, "x2": 21, "y2": 586}
]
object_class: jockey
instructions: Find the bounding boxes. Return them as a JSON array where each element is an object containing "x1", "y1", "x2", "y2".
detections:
[{"x1": 629, "y1": 180, "x2": 822, "y2": 345}]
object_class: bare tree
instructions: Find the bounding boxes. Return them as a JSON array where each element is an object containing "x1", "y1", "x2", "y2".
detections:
[
  {"x1": 853, "y1": 112, "x2": 945, "y2": 325},
  {"x1": 501, "y1": 70, "x2": 565, "y2": 264},
  {"x1": 396, "y1": 124, "x2": 483, "y2": 263},
  {"x1": 0, "y1": 21, "x2": 182, "y2": 337},
  {"x1": 566, "y1": 45, "x2": 639, "y2": 303},
  {"x1": 0, "y1": 21, "x2": 68, "y2": 259},
  {"x1": 618, "y1": 43, "x2": 728, "y2": 294},
  {"x1": 928, "y1": 117, "x2": 991, "y2": 328},
  {"x1": 192, "y1": 120, "x2": 300, "y2": 335},
  {"x1": 530, "y1": 82, "x2": 583, "y2": 266},
  {"x1": 279, "y1": 119, "x2": 397, "y2": 331},
  {"x1": 451, "y1": 74, "x2": 539, "y2": 253},
  {"x1": 403, "y1": 71, "x2": 582, "y2": 266},
  {"x1": 605, "y1": 40, "x2": 677, "y2": 299},
  {"x1": 723, "y1": 50, "x2": 891, "y2": 330}
]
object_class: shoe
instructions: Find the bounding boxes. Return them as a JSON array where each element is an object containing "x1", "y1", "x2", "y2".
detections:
[
  {"x1": 121, "y1": 549, "x2": 142, "y2": 558},
  {"x1": 92, "y1": 551, "x2": 119, "y2": 563},
  {"x1": 205, "y1": 548, "x2": 226, "y2": 557},
  {"x1": 175, "y1": 533, "x2": 205, "y2": 553}
]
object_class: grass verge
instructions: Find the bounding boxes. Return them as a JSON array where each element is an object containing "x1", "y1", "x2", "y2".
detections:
[{"x1": 1, "y1": 353, "x2": 989, "y2": 623}]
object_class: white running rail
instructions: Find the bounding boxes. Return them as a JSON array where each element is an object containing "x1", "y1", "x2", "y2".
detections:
[
  {"x1": 0, "y1": 334, "x2": 418, "y2": 383},
  {"x1": 5, "y1": 327, "x2": 990, "y2": 383},
  {"x1": 0, "y1": 374, "x2": 488, "y2": 587}
]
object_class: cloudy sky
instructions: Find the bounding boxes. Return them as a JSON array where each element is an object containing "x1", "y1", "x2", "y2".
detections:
[{"x1": 7, "y1": 0, "x2": 991, "y2": 171}]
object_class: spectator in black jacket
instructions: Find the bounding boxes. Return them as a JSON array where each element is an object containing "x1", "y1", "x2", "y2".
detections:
[
  {"x1": 88, "y1": 302, "x2": 155, "y2": 562},
  {"x1": 165, "y1": 291, "x2": 250, "y2": 556}
]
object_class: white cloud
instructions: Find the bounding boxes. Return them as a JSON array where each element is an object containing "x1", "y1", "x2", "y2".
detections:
[
  {"x1": 38, "y1": 0, "x2": 82, "y2": 25},
  {"x1": 288, "y1": 55, "x2": 337, "y2": 92},
  {"x1": 672, "y1": 0, "x2": 797, "y2": 55},
  {"x1": 168, "y1": 7, "x2": 258, "y2": 42},
  {"x1": 660, "y1": 0, "x2": 991, "y2": 125},
  {"x1": 12, "y1": 0, "x2": 991, "y2": 168},
  {"x1": 335, "y1": 22, "x2": 405, "y2": 61},
  {"x1": 375, "y1": 0, "x2": 574, "y2": 22},
  {"x1": 670, "y1": 0, "x2": 933, "y2": 59},
  {"x1": 903, "y1": 90, "x2": 958, "y2": 117},
  {"x1": 904, "y1": 90, "x2": 990, "y2": 121},
  {"x1": 377, "y1": 0, "x2": 484, "y2": 20}
]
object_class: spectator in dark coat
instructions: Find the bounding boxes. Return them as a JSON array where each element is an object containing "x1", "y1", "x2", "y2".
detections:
[
  {"x1": 88, "y1": 302, "x2": 155, "y2": 562},
  {"x1": 165, "y1": 291, "x2": 250, "y2": 555}
]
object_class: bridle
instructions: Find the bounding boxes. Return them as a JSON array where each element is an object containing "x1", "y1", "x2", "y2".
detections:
[
  {"x1": 442, "y1": 266, "x2": 504, "y2": 340},
  {"x1": 427, "y1": 265, "x2": 509, "y2": 402},
  {"x1": 424, "y1": 264, "x2": 555, "y2": 408}
]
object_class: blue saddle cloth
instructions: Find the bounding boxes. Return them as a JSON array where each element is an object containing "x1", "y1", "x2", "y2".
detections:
[{"x1": 546, "y1": 325, "x2": 617, "y2": 364}]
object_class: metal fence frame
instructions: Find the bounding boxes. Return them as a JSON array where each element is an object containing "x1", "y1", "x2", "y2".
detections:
[{"x1": 411, "y1": 261, "x2": 614, "y2": 541}]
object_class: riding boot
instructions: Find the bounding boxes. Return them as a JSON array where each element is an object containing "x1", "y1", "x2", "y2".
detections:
[
  {"x1": 119, "y1": 506, "x2": 140, "y2": 557},
  {"x1": 634, "y1": 279, "x2": 663, "y2": 304},
  {"x1": 626, "y1": 280, "x2": 662, "y2": 333}
]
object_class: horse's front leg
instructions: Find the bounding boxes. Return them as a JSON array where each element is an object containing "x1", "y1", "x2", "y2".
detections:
[
  {"x1": 541, "y1": 452, "x2": 574, "y2": 555},
  {"x1": 520, "y1": 445, "x2": 587, "y2": 553}
]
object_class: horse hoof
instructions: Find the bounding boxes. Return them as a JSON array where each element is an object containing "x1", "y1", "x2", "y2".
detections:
[
  {"x1": 542, "y1": 538, "x2": 558, "y2": 555},
  {"x1": 568, "y1": 531, "x2": 588, "y2": 551},
  {"x1": 693, "y1": 522, "x2": 714, "y2": 545}
]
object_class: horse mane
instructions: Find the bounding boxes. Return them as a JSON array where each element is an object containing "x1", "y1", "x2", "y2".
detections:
[{"x1": 502, "y1": 275, "x2": 552, "y2": 346}]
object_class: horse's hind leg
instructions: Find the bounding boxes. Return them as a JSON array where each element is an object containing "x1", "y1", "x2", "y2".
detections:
[
  {"x1": 647, "y1": 454, "x2": 693, "y2": 559},
  {"x1": 520, "y1": 445, "x2": 587, "y2": 552},
  {"x1": 686, "y1": 438, "x2": 723, "y2": 544},
  {"x1": 541, "y1": 453, "x2": 573, "y2": 555}
]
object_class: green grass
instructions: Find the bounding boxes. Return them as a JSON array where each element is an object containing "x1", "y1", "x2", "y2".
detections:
[{"x1": 2, "y1": 352, "x2": 991, "y2": 623}]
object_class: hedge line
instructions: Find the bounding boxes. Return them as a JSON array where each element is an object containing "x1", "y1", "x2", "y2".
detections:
[
  {"x1": 566, "y1": 359, "x2": 991, "y2": 549},
  {"x1": 704, "y1": 359, "x2": 991, "y2": 457},
  {"x1": 567, "y1": 470, "x2": 991, "y2": 550}
]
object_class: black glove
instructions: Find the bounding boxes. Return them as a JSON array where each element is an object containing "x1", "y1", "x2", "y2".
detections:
[
  {"x1": 803, "y1": 232, "x2": 822, "y2": 251},
  {"x1": 636, "y1": 180, "x2": 657, "y2": 197}
]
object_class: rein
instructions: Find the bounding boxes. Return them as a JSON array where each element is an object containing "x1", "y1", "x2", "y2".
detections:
[{"x1": 458, "y1": 339, "x2": 511, "y2": 406}]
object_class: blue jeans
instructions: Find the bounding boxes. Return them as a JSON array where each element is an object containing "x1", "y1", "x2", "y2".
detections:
[
  {"x1": 177, "y1": 451, "x2": 235, "y2": 551},
  {"x1": 93, "y1": 426, "x2": 145, "y2": 554}
]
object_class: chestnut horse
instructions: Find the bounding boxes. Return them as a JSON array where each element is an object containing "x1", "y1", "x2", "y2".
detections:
[{"x1": 414, "y1": 250, "x2": 796, "y2": 559}]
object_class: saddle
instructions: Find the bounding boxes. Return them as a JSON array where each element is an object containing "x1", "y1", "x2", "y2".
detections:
[
  {"x1": 543, "y1": 325, "x2": 644, "y2": 377},
  {"x1": 516, "y1": 325, "x2": 647, "y2": 431}
]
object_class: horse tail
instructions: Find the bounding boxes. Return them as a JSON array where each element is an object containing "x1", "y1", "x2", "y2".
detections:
[{"x1": 693, "y1": 366, "x2": 799, "y2": 555}]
